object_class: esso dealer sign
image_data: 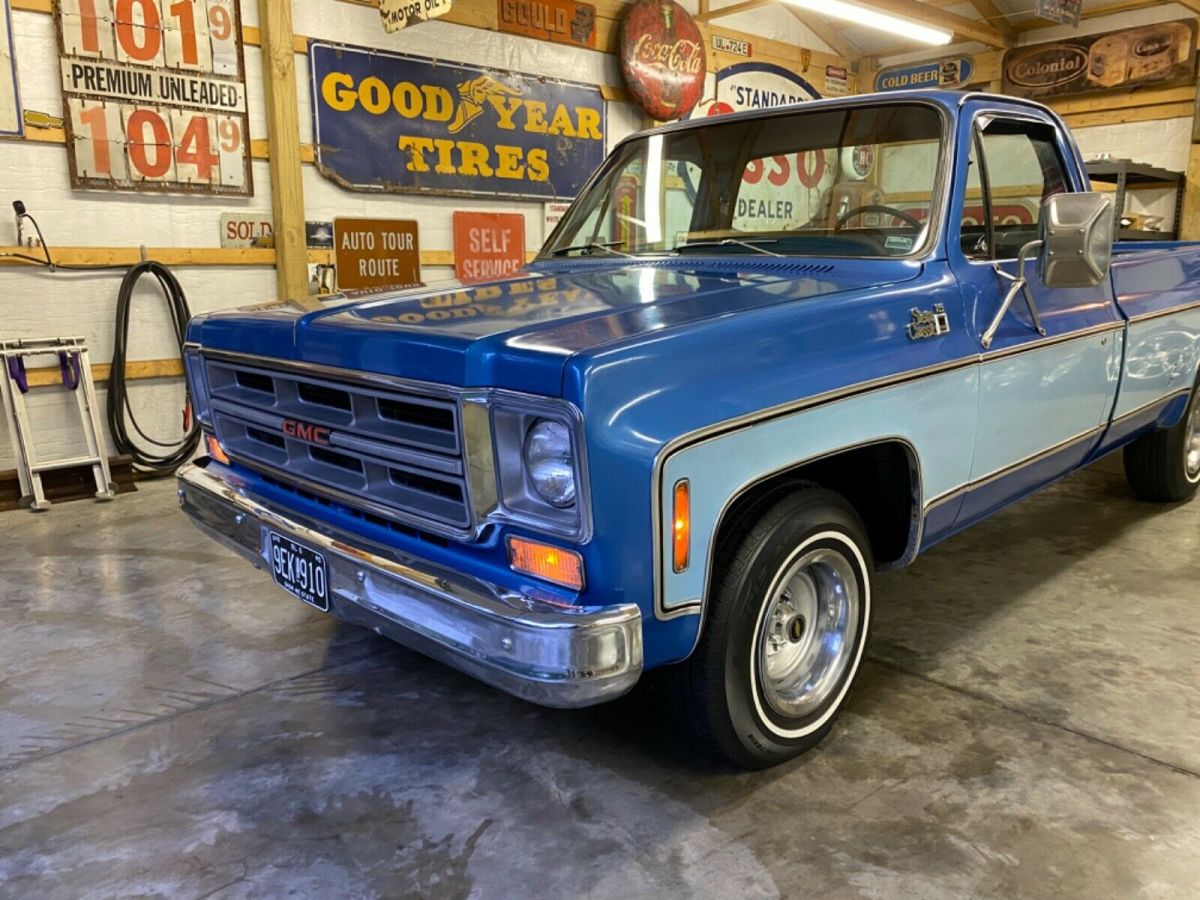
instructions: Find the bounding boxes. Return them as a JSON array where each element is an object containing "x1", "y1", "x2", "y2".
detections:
[{"x1": 690, "y1": 63, "x2": 832, "y2": 231}]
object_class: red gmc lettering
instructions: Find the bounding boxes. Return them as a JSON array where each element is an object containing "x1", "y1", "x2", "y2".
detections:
[{"x1": 281, "y1": 420, "x2": 332, "y2": 445}]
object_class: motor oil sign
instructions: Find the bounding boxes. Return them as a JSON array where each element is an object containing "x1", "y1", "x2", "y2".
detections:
[{"x1": 310, "y1": 41, "x2": 606, "y2": 201}]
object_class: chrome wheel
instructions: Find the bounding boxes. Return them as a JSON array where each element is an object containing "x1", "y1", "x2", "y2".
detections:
[
  {"x1": 1187, "y1": 395, "x2": 1200, "y2": 481},
  {"x1": 756, "y1": 547, "x2": 860, "y2": 719}
]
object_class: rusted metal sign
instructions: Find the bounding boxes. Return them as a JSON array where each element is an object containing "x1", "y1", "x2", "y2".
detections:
[
  {"x1": 1035, "y1": 0, "x2": 1081, "y2": 27},
  {"x1": 498, "y1": 0, "x2": 596, "y2": 48},
  {"x1": 53, "y1": 0, "x2": 251, "y2": 195},
  {"x1": 1002, "y1": 20, "x2": 1197, "y2": 100},
  {"x1": 333, "y1": 217, "x2": 421, "y2": 292},
  {"x1": 618, "y1": 0, "x2": 706, "y2": 122},
  {"x1": 310, "y1": 41, "x2": 606, "y2": 201},
  {"x1": 379, "y1": 0, "x2": 453, "y2": 33}
]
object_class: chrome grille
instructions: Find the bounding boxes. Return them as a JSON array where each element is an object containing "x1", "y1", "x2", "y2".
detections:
[{"x1": 205, "y1": 358, "x2": 471, "y2": 532}]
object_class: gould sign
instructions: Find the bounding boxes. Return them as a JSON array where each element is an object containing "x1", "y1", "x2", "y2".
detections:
[
  {"x1": 310, "y1": 41, "x2": 605, "y2": 201},
  {"x1": 1002, "y1": 20, "x2": 1197, "y2": 100}
]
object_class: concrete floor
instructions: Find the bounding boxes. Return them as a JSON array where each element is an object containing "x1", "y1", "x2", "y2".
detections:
[{"x1": 0, "y1": 455, "x2": 1197, "y2": 899}]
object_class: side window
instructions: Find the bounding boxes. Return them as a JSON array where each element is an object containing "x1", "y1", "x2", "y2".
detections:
[{"x1": 963, "y1": 119, "x2": 1070, "y2": 261}]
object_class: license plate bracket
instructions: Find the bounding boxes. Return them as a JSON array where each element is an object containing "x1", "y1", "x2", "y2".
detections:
[{"x1": 268, "y1": 531, "x2": 330, "y2": 612}]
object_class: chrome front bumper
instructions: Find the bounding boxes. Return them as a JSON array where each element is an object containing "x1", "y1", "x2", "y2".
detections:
[{"x1": 176, "y1": 462, "x2": 643, "y2": 708}]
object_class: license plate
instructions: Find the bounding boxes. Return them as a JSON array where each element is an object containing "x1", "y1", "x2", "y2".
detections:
[{"x1": 268, "y1": 532, "x2": 330, "y2": 612}]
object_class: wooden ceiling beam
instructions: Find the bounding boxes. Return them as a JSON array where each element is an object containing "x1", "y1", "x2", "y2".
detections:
[
  {"x1": 845, "y1": 0, "x2": 1010, "y2": 48},
  {"x1": 694, "y1": 0, "x2": 776, "y2": 23},
  {"x1": 1017, "y1": 0, "x2": 1167, "y2": 32},
  {"x1": 780, "y1": 4, "x2": 858, "y2": 59},
  {"x1": 965, "y1": 0, "x2": 1016, "y2": 40}
]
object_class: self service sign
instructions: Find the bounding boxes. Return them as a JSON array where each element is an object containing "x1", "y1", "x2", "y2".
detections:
[{"x1": 309, "y1": 41, "x2": 606, "y2": 201}]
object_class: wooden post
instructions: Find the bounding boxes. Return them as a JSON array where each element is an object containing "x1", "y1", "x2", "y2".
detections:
[
  {"x1": 256, "y1": 0, "x2": 311, "y2": 305},
  {"x1": 1180, "y1": 143, "x2": 1200, "y2": 241}
]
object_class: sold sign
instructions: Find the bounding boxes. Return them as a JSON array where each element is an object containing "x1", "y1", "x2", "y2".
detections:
[{"x1": 54, "y1": 0, "x2": 252, "y2": 195}]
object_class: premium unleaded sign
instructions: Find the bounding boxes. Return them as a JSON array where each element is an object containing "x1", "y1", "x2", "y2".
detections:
[
  {"x1": 53, "y1": 0, "x2": 251, "y2": 195},
  {"x1": 310, "y1": 41, "x2": 605, "y2": 201},
  {"x1": 1002, "y1": 20, "x2": 1197, "y2": 100}
]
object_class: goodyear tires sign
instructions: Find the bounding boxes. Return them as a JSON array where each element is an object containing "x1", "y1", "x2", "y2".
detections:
[{"x1": 310, "y1": 41, "x2": 606, "y2": 201}]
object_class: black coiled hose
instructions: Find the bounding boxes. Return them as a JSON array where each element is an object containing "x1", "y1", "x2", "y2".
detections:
[{"x1": 106, "y1": 260, "x2": 200, "y2": 474}]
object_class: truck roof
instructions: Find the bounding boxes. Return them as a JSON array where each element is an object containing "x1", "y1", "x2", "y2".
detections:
[{"x1": 630, "y1": 90, "x2": 1058, "y2": 142}]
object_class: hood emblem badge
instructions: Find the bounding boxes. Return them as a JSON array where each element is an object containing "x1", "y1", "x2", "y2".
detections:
[{"x1": 907, "y1": 304, "x2": 951, "y2": 341}]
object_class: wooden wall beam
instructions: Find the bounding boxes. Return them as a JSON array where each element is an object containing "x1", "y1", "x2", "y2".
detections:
[
  {"x1": 0, "y1": 246, "x2": 462, "y2": 268},
  {"x1": 256, "y1": 0, "x2": 311, "y2": 306},
  {"x1": 1181, "y1": 144, "x2": 1200, "y2": 241}
]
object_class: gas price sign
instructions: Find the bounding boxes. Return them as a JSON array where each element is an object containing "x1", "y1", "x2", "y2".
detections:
[{"x1": 53, "y1": 0, "x2": 252, "y2": 195}]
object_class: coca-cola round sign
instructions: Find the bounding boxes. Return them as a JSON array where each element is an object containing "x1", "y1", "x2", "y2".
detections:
[{"x1": 619, "y1": 0, "x2": 706, "y2": 121}]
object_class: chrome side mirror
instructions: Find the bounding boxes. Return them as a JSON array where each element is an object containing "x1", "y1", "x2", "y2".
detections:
[
  {"x1": 981, "y1": 191, "x2": 1114, "y2": 350},
  {"x1": 1038, "y1": 191, "x2": 1114, "y2": 288}
]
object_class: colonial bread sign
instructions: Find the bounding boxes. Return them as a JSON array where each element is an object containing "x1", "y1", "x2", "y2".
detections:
[
  {"x1": 618, "y1": 0, "x2": 705, "y2": 121},
  {"x1": 1002, "y1": 20, "x2": 1197, "y2": 100}
]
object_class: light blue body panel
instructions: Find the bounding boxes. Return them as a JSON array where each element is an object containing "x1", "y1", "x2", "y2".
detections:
[{"x1": 658, "y1": 365, "x2": 977, "y2": 615}]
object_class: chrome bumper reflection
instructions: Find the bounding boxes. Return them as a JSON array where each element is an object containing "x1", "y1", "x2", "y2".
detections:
[{"x1": 176, "y1": 462, "x2": 642, "y2": 708}]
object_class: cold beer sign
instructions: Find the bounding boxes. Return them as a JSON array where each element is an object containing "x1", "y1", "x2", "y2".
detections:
[{"x1": 310, "y1": 41, "x2": 606, "y2": 201}]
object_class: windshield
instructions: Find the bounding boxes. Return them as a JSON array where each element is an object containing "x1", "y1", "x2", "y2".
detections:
[{"x1": 543, "y1": 102, "x2": 945, "y2": 260}]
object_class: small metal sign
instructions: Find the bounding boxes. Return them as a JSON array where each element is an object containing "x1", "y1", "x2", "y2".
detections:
[
  {"x1": 1035, "y1": 0, "x2": 1082, "y2": 28},
  {"x1": 333, "y1": 217, "x2": 421, "y2": 292},
  {"x1": 453, "y1": 211, "x2": 526, "y2": 284},
  {"x1": 379, "y1": 0, "x2": 454, "y2": 33},
  {"x1": 1, "y1": 0, "x2": 21, "y2": 137},
  {"x1": 1002, "y1": 20, "x2": 1197, "y2": 100},
  {"x1": 619, "y1": 0, "x2": 706, "y2": 121},
  {"x1": 498, "y1": 0, "x2": 596, "y2": 49},
  {"x1": 712, "y1": 34, "x2": 750, "y2": 58},
  {"x1": 220, "y1": 211, "x2": 273, "y2": 248},
  {"x1": 824, "y1": 65, "x2": 848, "y2": 97},
  {"x1": 875, "y1": 56, "x2": 974, "y2": 92}
]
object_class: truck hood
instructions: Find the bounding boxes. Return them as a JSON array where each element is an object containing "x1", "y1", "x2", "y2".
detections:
[{"x1": 188, "y1": 258, "x2": 924, "y2": 394}]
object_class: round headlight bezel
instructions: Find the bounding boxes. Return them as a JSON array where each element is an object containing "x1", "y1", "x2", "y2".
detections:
[{"x1": 522, "y1": 418, "x2": 576, "y2": 509}]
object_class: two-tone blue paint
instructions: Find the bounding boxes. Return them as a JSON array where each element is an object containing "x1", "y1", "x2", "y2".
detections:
[{"x1": 185, "y1": 91, "x2": 1200, "y2": 673}]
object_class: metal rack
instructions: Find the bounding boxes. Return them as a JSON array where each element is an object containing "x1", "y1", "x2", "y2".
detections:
[{"x1": 1085, "y1": 159, "x2": 1184, "y2": 242}]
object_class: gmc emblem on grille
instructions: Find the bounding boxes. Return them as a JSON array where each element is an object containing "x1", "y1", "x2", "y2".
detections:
[{"x1": 281, "y1": 419, "x2": 332, "y2": 445}]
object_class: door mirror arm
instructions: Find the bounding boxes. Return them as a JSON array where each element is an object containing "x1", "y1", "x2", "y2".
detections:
[{"x1": 982, "y1": 239, "x2": 1047, "y2": 350}]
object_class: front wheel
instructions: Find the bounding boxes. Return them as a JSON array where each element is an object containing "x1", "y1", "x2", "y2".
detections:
[
  {"x1": 672, "y1": 489, "x2": 873, "y2": 769},
  {"x1": 1123, "y1": 377, "x2": 1200, "y2": 503}
]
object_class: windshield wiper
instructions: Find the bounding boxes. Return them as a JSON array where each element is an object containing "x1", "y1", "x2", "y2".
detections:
[
  {"x1": 673, "y1": 238, "x2": 781, "y2": 257},
  {"x1": 550, "y1": 241, "x2": 632, "y2": 258}
]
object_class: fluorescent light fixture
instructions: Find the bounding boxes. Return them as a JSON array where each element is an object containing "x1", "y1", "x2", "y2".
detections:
[{"x1": 782, "y1": 0, "x2": 953, "y2": 46}]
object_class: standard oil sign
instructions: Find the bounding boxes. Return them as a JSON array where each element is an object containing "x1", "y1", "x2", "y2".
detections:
[{"x1": 53, "y1": 0, "x2": 251, "y2": 195}]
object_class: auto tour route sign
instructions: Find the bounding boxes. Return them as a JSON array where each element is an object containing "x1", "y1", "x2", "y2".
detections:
[
  {"x1": 333, "y1": 217, "x2": 421, "y2": 292},
  {"x1": 310, "y1": 41, "x2": 605, "y2": 201},
  {"x1": 619, "y1": 0, "x2": 705, "y2": 121},
  {"x1": 53, "y1": 0, "x2": 251, "y2": 195}
]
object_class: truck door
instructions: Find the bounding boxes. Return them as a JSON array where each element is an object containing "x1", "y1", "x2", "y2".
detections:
[{"x1": 950, "y1": 108, "x2": 1123, "y2": 527}]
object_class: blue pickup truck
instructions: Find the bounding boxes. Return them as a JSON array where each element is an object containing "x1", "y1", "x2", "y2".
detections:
[{"x1": 178, "y1": 91, "x2": 1200, "y2": 768}]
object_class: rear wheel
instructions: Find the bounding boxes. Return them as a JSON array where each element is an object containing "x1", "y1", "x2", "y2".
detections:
[
  {"x1": 1123, "y1": 377, "x2": 1200, "y2": 503},
  {"x1": 672, "y1": 489, "x2": 872, "y2": 769}
]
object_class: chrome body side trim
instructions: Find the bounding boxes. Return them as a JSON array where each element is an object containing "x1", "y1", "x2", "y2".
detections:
[{"x1": 176, "y1": 462, "x2": 641, "y2": 708}]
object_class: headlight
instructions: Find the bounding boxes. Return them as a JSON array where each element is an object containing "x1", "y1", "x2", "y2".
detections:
[{"x1": 523, "y1": 419, "x2": 576, "y2": 508}]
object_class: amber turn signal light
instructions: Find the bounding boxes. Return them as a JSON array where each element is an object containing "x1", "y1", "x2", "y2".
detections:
[
  {"x1": 507, "y1": 536, "x2": 584, "y2": 591},
  {"x1": 672, "y1": 479, "x2": 690, "y2": 573},
  {"x1": 205, "y1": 433, "x2": 231, "y2": 465}
]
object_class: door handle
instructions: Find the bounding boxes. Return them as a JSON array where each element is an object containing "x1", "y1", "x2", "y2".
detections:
[{"x1": 981, "y1": 239, "x2": 1049, "y2": 350}]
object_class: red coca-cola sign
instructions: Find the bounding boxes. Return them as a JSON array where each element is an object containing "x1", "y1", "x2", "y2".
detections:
[{"x1": 619, "y1": 0, "x2": 706, "y2": 121}]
